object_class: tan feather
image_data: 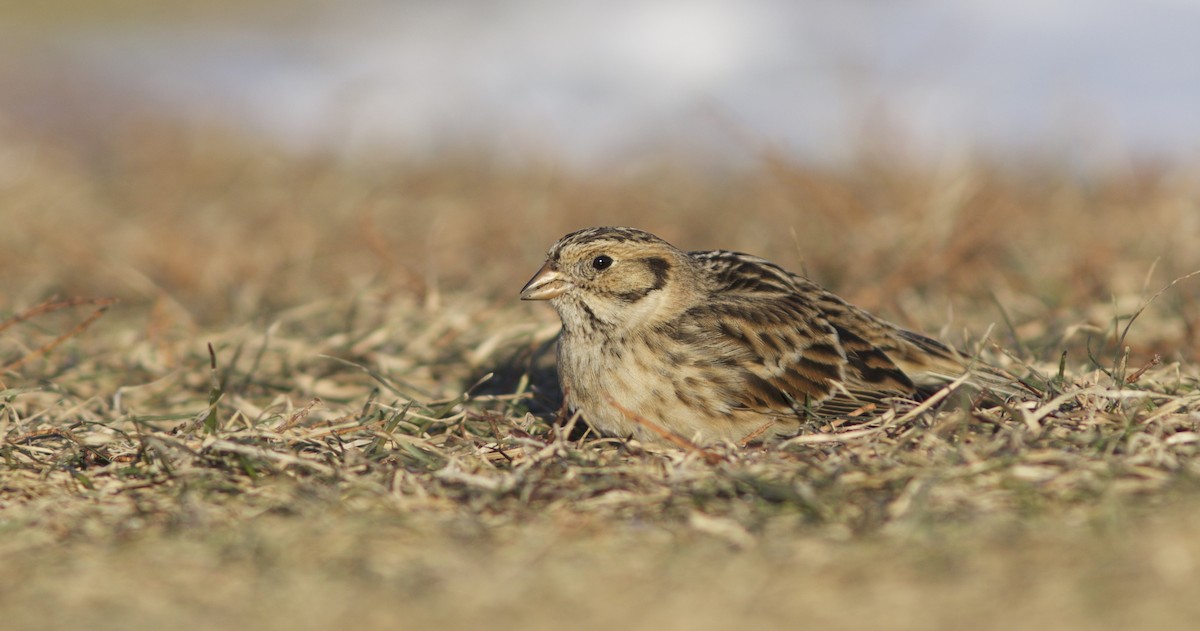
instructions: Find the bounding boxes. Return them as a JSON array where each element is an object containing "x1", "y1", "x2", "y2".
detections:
[{"x1": 522, "y1": 227, "x2": 1030, "y2": 445}]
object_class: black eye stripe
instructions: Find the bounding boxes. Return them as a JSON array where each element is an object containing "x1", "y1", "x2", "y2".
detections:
[{"x1": 592, "y1": 255, "x2": 613, "y2": 270}]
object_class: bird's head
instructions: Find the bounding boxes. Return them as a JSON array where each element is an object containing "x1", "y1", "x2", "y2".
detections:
[{"x1": 521, "y1": 227, "x2": 696, "y2": 332}]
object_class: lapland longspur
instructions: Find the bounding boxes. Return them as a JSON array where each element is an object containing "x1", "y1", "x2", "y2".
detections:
[{"x1": 521, "y1": 226, "x2": 1023, "y2": 445}]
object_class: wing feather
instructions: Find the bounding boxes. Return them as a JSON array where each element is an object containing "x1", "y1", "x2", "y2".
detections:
[{"x1": 684, "y1": 250, "x2": 923, "y2": 418}]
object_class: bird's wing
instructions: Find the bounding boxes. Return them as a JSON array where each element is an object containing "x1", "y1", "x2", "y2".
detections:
[
  {"x1": 683, "y1": 250, "x2": 921, "y2": 417},
  {"x1": 794, "y1": 272, "x2": 1029, "y2": 402}
]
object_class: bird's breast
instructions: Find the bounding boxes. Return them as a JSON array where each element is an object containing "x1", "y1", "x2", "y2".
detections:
[{"x1": 555, "y1": 327, "x2": 764, "y2": 442}]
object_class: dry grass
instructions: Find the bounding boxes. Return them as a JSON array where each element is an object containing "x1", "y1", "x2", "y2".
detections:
[{"x1": 2, "y1": 120, "x2": 1200, "y2": 630}]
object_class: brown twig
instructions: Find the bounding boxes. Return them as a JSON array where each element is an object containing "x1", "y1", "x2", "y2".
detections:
[
  {"x1": 738, "y1": 419, "x2": 776, "y2": 448},
  {"x1": 1125, "y1": 354, "x2": 1162, "y2": 385},
  {"x1": 276, "y1": 398, "x2": 324, "y2": 432},
  {"x1": 358, "y1": 211, "x2": 429, "y2": 299},
  {"x1": 2, "y1": 297, "x2": 119, "y2": 373},
  {"x1": 603, "y1": 395, "x2": 723, "y2": 464},
  {"x1": 0, "y1": 297, "x2": 117, "y2": 335}
]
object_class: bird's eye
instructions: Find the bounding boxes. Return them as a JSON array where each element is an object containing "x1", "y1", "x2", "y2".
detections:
[{"x1": 591, "y1": 255, "x2": 613, "y2": 270}]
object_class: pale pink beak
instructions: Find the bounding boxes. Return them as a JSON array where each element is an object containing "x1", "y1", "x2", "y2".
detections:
[{"x1": 520, "y1": 261, "x2": 567, "y2": 300}]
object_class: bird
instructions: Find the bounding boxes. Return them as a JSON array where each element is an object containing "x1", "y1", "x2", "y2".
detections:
[{"x1": 520, "y1": 226, "x2": 1024, "y2": 445}]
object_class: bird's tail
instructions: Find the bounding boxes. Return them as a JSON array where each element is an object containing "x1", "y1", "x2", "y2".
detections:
[{"x1": 896, "y1": 328, "x2": 1041, "y2": 404}]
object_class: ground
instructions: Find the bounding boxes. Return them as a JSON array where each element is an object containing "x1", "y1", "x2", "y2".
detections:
[{"x1": 2, "y1": 123, "x2": 1199, "y2": 630}]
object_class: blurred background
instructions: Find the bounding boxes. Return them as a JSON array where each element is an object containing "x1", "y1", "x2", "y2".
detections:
[
  {"x1": 6, "y1": 6, "x2": 1200, "y2": 629},
  {"x1": 1, "y1": 0, "x2": 1198, "y2": 361},
  {"x1": 5, "y1": 0, "x2": 1199, "y2": 170}
]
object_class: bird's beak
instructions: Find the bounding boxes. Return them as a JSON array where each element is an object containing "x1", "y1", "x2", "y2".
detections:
[{"x1": 520, "y1": 261, "x2": 566, "y2": 300}]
